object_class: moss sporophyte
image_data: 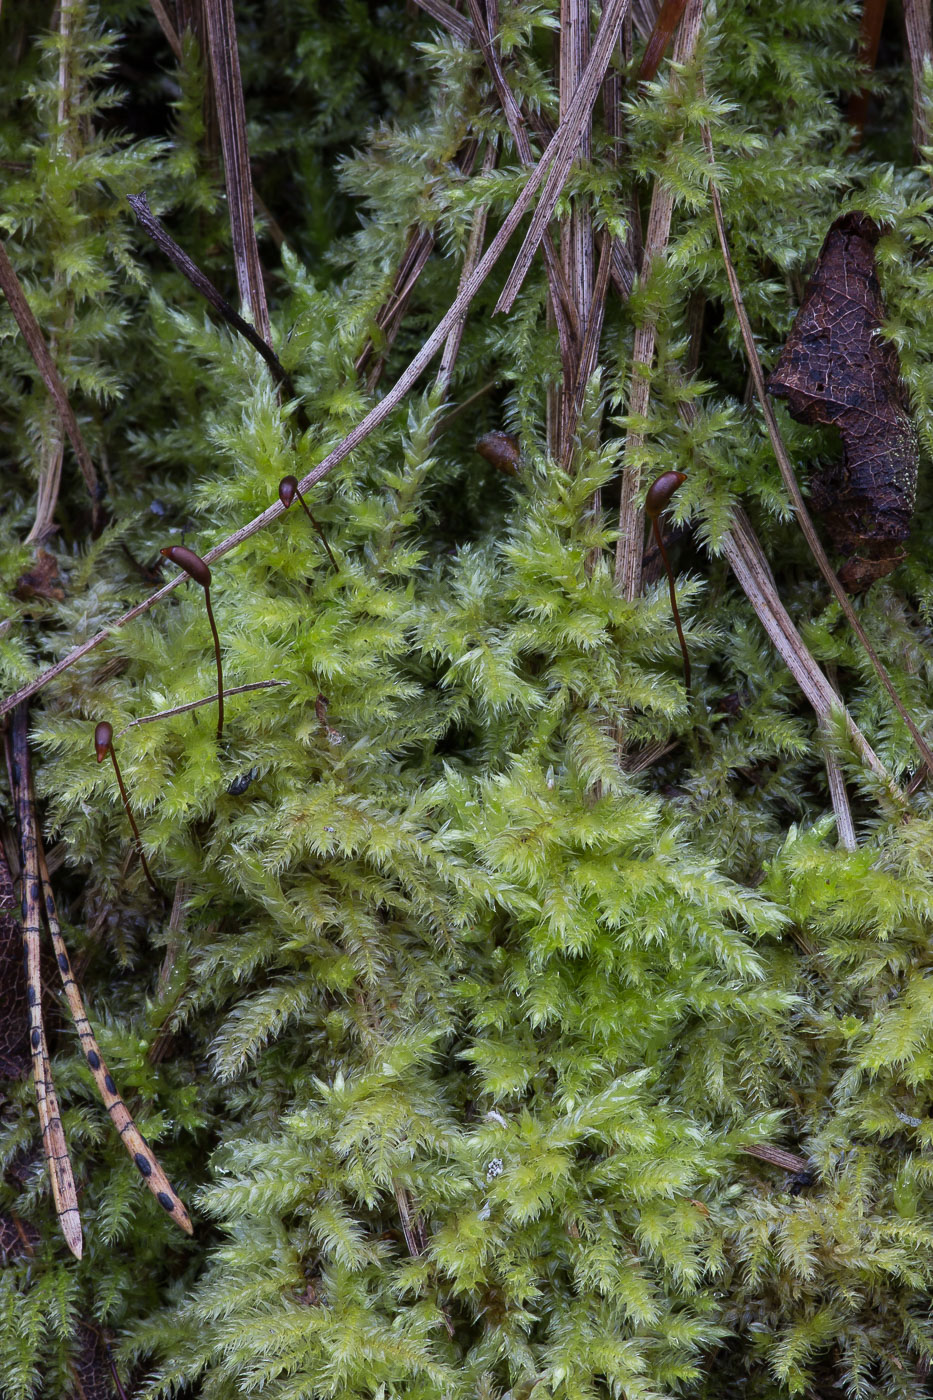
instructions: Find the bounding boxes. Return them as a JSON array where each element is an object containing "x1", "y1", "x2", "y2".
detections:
[{"x1": 159, "y1": 545, "x2": 225, "y2": 743}]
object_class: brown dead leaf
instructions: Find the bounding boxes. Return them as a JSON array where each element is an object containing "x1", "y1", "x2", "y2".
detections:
[
  {"x1": 768, "y1": 212, "x2": 918, "y2": 592},
  {"x1": 14, "y1": 548, "x2": 64, "y2": 602}
]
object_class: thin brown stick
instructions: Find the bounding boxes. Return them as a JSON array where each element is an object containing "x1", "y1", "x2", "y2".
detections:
[
  {"x1": 561, "y1": 230, "x2": 612, "y2": 461},
  {"x1": 0, "y1": 238, "x2": 99, "y2": 509},
  {"x1": 821, "y1": 723, "x2": 858, "y2": 851},
  {"x1": 847, "y1": 0, "x2": 888, "y2": 146},
  {"x1": 614, "y1": 0, "x2": 703, "y2": 597},
  {"x1": 556, "y1": 0, "x2": 594, "y2": 460},
  {"x1": 148, "y1": 0, "x2": 184, "y2": 60},
  {"x1": 702, "y1": 120, "x2": 933, "y2": 776},
  {"x1": 722, "y1": 509, "x2": 896, "y2": 795},
  {"x1": 128, "y1": 195, "x2": 294, "y2": 397},
  {"x1": 637, "y1": 0, "x2": 689, "y2": 81},
  {"x1": 202, "y1": 0, "x2": 270, "y2": 341},
  {"x1": 0, "y1": 54, "x2": 635, "y2": 721},
  {"x1": 355, "y1": 228, "x2": 436, "y2": 387},
  {"x1": 742, "y1": 1143, "x2": 810, "y2": 1174},
  {"x1": 494, "y1": 0, "x2": 631, "y2": 316},
  {"x1": 904, "y1": 0, "x2": 933, "y2": 157},
  {"x1": 116, "y1": 681, "x2": 288, "y2": 737}
]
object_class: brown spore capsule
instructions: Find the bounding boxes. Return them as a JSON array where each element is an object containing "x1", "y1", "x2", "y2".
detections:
[
  {"x1": 160, "y1": 544, "x2": 212, "y2": 588},
  {"x1": 278, "y1": 475, "x2": 298, "y2": 508},
  {"x1": 645, "y1": 471, "x2": 686, "y2": 521},
  {"x1": 476, "y1": 432, "x2": 521, "y2": 476},
  {"x1": 94, "y1": 721, "x2": 113, "y2": 763}
]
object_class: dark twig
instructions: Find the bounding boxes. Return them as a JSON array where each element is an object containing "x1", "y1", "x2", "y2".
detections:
[
  {"x1": 465, "y1": 0, "x2": 580, "y2": 353},
  {"x1": 412, "y1": 0, "x2": 472, "y2": 43},
  {"x1": 128, "y1": 194, "x2": 295, "y2": 398},
  {"x1": 904, "y1": 0, "x2": 933, "y2": 158},
  {"x1": 36, "y1": 837, "x2": 192, "y2": 1233},
  {"x1": 116, "y1": 681, "x2": 288, "y2": 735}
]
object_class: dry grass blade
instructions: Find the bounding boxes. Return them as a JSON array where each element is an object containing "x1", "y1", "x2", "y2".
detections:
[
  {"x1": 702, "y1": 120, "x2": 933, "y2": 776},
  {"x1": 412, "y1": 0, "x2": 473, "y2": 42},
  {"x1": 0, "y1": 238, "x2": 100, "y2": 510},
  {"x1": 11, "y1": 705, "x2": 83, "y2": 1259},
  {"x1": 1, "y1": 63, "x2": 634, "y2": 720},
  {"x1": 465, "y1": 0, "x2": 579, "y2": 351},
  {"x1": 904, "y1": 0, "x2": 933, "y2": 157},
  {"x1": 494, "y1": 0, "x2": 631, "y2": 316},
  {"x1": 355, "y1": 228, "x2": 436, "y2": 387},
  {"x1": 203, "y1": 0, "x2": 271, "y2": 341},
  {"x1": 435, "y1": 139, "x2": 499, "y2": 396},
  {"x1": 129, "y1": 194, "x2": 294, "y2": 396},
  {"x1": 555, "y1": 0, "x2": 594, "y2": 461},
  {"x1": 722, "y1": 508, "x2": 896, "y2": 796},
  {"x1": 822, "y1": 726, "x2": 857, "y2": 850},
  {"x1": 615, "y1": 0, "x2": 703, "y2": 598},
  {"x1": 742, "y1": 1143, "x2": 810, "y2": 1174}
]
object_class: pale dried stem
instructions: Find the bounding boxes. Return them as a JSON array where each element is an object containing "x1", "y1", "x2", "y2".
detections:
[
  {"x1": 26, "y1": 420, "x2": 64, "y2": 545},
  {"x1": 494, "y1": 0, "x2": 632, "y2": 315},
  {"x1": 722, "y1": 508, "x2": 898, "y2": 800},
  {"x1": 412, "y1": 0, "x2": 472, "y2": 42},
  {"x1": 562, "y1": 231, "x2": 612, "y2": 463},
  {"x1": 0, "y1": 245, "x2": 99, "y2": 513},
  {"x1": 203, "y1": 0, "x2": 271, "y2": 342},
  {"x1": 614, "y1": 0, "x2": 703, "y2": 599},
  {"x1": 435, "y1": 139, "x2": 499, "y2": 397},
  {"x1": 0, "y1": 26, "x2": 634, "y2": 721},
  {"x1": 465, "y1": 0, "x2": 579, "y2": 355},
  {"x1": 702, "y1": 119, "x2": 933, "y2": 776},
  {"x1": 821, "y1": 726, "x2": 858, "y2": 851}
]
